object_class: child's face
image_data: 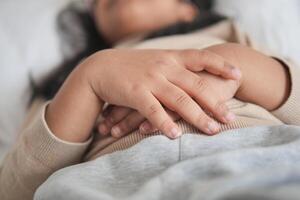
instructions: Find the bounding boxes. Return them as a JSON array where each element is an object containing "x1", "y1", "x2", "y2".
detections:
[{"x1": 92, "y1": 0, "x2": 198, "y2": 43}]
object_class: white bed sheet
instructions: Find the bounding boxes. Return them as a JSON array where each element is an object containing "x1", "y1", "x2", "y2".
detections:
[
  {"x1": 214, "y1": 0, "x2": 300, "y2": 63},
  {"x1": 0, "y1": 0, "x2": 300, "y2": 161},
  {"x1": 0, "y1": 0, "x2": 72, "y2": 161}
]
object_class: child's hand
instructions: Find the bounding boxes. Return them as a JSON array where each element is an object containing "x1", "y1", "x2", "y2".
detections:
[
  {"x1": 85, "y1": 49, "x2": 240, "y2": 138},
  {"x1": 92, "y1": 43, "x2": 291, "y2": 139},
  {"x1": 99, "y1": 106, "x2": 180, "y2": 137},
  {"x1": 98, "y1": 71, "x2": 240, "y2": 138},
  {"x1": 94, "y1": 0, "x2": 198, "y2": 43},
  {"x1": 206, "y1": 43, "x2": 291, "y2": 111},
  {"x1": 46, "y1": 48, "x2": 241, "y2": 142}
]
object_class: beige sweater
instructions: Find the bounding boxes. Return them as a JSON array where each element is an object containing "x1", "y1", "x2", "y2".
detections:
[{"x1": 1, "y1": 20, "x2": 300, "y2": 200}]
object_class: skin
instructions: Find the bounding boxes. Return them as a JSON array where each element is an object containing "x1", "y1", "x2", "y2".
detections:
[
  {"x1": 46, "y1": 1, "x2": 290, "y2": 142},
  {"x1": 99, "y1": 43, "x2": 291, "y2": 138},
  {"x1": 99, "y1": 71, "x2": 238, "y2": 137},
  {"x1": 93, "y1": 0, "x2": 198, "y2": 44},
  {"x1": 45, "y1": 48, "x2": 241, "y2": 142}
]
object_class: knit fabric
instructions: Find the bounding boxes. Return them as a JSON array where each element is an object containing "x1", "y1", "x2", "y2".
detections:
[{"x1": 1, "y1": 20, "x2": 300, "y2": 200}]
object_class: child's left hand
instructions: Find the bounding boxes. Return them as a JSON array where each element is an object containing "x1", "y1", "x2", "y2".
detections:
[{"x1": 98, "y1": 71, "x2": 240, "y2": 138}]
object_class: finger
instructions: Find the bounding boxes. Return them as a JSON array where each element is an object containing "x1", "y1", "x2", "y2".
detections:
[
  {"x1": 110, "y1": 111, "x2": 146, "y2": 138},
  {"x1": 135, "y1": 92, "x2": 182, "y2": 139},
  {"x1": 139, "y1": 122, "x2": 158, "y2": 134},
  {"x1": 98, "y1": 106, "x2": 132, "y2": 135},
  {"x1": 153, "y1": 79, "x2": 220, "y2": 135},
  {"x1": 177, "y1": 49, "x2": 242, "y2": 80},
  {"x1": 140, "y1": 109, "x2": 180, "y2": 134},
  {"x1": 165, "y1": 109, "x2": 181, "y2": 121},
  {"x1": 169, "y1": 69, "x2": 236, "y2": 123}
]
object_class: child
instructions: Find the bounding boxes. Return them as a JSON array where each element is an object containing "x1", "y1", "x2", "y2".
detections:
[{"x1": 1, "y1": 1, "x2": 300, "y2": 200}]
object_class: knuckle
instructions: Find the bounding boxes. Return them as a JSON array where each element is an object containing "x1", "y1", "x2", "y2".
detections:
[
  {"x1": 195, "y1": 113, "x2": 208, "y2": 126},
  {"x1": 214, "y1": 101, "x2": 227, "y2": 114},
  {"x1": 158, "y1": 118, "x2": 172, "y2": 132},
  {"x1": 146, "y1": 104, "x2": 160, "y2": 118},
  {"x1": 199, "y1": 50, "x2": 216, "y2": 64},
  {"x1": 160, "y1": 50, "x2": 174, "y2": 59},
  {"x1": 118, "y1": 121, "x2": 129, "y2": 133},
  {"x1": 183, "y1": 49, "x2": 198, "y2": 58},
  {"x1": 200, "y1": 49, "x2": 225, "y2": 72},
  {"x1": 145, "y1": 70, "x2": 159, "y2": 80},
  {"x1": 198, "y1": 49, "x2": 211, "y2": 59},
  {"x1": 130, "y1": 84, "x2": 145, "y2": 94},
  {"x1": 175, "y1": 93, "x2": 190, "y2": 106},
  {"x1": 155, "y1": 52, "x2": 177, "y2": 68},
  {"x1": 193, "y1": 78, "x2": 208, "y2": 93}
]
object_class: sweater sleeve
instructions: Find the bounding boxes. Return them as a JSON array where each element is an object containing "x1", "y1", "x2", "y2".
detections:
[
  {"x1": 0, "y1": 103, "x2": 92, "y2": 200},
  {"x1": 271, "y1": 58, "x2": 300, "y2": 125}
]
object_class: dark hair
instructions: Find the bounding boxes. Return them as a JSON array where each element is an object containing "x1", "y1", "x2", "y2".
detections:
[
  {"x1": 32, "y1": 0, "x2": 225, "y2": 101},
  {"x1": 31, "y1": 4, "x2": 109, "y2": 101}
]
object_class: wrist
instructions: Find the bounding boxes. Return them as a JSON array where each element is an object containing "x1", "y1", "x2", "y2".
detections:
[
  {"x1": 230, "y1": 48, "x2": 291, "y2": 111},
  {"x1": 79, "y1": 51, "x2": 108, "y2": 100},
  {"x1": 46, "y1": 62, "x2": 103, "y2": 143},
  {"x1": 204, "y1": 43, "x2": 291, "y2": 110}
]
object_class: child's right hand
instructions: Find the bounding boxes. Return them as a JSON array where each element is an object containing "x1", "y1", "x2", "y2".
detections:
[{"x1": 46, "y1": 49, "x2": 241, "y2": 142}]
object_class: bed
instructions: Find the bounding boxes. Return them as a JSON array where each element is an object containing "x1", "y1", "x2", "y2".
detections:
[
  {"x1": 0, "y1": 1, "x2": 300, "y2": 198},
  {"x1": 35, "y1": 125, "x2": 300, "y2": 200}
]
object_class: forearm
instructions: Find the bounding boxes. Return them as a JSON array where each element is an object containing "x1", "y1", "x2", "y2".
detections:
[
  {"x1": 46, "y1": 62, "x2": 104, "y2": 143},
  {"x1": 206, "y1": 43, "x2": 290, "y2": 111},
  {"x1": 0, "y1": 103, "x2": 91, "y2": 200}
]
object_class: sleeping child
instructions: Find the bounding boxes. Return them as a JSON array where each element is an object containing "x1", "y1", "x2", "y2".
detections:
[{"x1": 1, "y1": 0, "x2": 300, "y2": 199}]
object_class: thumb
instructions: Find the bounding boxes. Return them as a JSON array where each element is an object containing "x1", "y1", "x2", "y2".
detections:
[{"x1": 177, "y1": 3, "x2": 198, "y2": 22}]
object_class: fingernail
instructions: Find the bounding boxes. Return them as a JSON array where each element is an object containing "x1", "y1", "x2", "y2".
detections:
[
  {"x1": 207, "y1": 121, "x2": 220, "y2": 134},
  {"x1": 225, "y1": 112, "x2": 236, "y2": 122},
  {"x1": 231, "y1": 67, "x2": 242, "y2": 79},
  {"x1": 140, "y1": 122, "x2": 151, "y2": 133},
  {"x1": 99, "y1": 124, "x2": 108, "y2": 134},
  {"x1": 111, "y1": 126, "x2": 121, "y2": 137},
  {"x1": 170, "y1": 127, "x2": 182, "y2": 139}
]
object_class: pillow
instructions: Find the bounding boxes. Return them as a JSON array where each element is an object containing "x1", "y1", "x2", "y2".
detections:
[
  {"x1": 1, "y1": 0, "x2": 299, "y2": 162},
  {"x1": 0, "y1": 0, "x2": 73, "y2": 161},
  {"x1": 214, "y1": 0, "x2": 300, "y2": 64}
]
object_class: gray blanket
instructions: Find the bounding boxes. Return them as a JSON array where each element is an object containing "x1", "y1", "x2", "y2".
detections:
[{"x1": 35, "y1": 125, "x2": 300, "y2": 200}]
